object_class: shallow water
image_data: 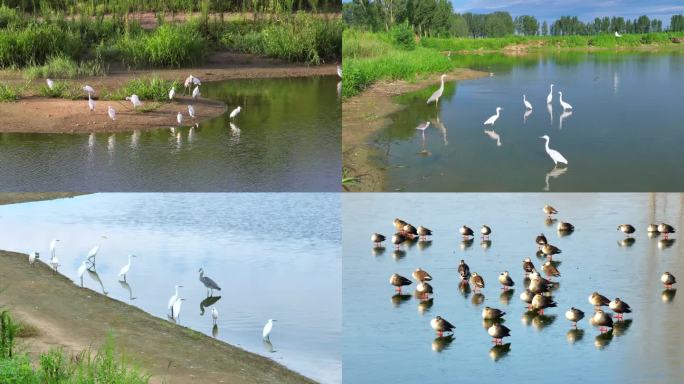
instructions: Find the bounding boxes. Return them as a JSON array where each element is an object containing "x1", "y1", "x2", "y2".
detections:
[
  {"x1": 0, "y1": 76, "x2": 340, "y2": 191},
  {"x1": 0, "y1": 193, "x2": 341, "y2": 383},
  {"x1": 378, "y1": 51, "x2": 684, "y2": 191},
  {"x1": 343, "y1": 193, "x2": 684, "y2": 383}
]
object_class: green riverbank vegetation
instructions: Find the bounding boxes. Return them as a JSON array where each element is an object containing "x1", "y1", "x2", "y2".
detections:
[
  {"x1": 0, "y1": 309, "x2": 149, "y2": 383},
  {"x1": 341, "y1": 0, "x2": 684, "y2": 98}
]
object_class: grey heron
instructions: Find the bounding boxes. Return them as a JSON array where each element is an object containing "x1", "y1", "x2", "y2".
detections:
[{"x1": 199, "y1": 268, "x2": 221, "y2": 296}]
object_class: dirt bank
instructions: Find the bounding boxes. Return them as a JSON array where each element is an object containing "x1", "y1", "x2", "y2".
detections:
[
  {"x1": 0, "y1": 53, "x2": 337, "y2": 133},
  {"x1": 342, "y1": 68, "x2": 488, "y2": 192},
  {"x1": 0, "y1": 249, "x2": 316, "y2": 384},
  {"x1": 0, "y1": 193, "x2": 84, "y2": 205}
]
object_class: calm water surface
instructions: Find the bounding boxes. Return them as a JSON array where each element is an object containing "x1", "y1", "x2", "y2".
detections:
[
  {"x1": 343, "y1": 193, "x2": 684, "y2": 383},
  {"x1": 378, "y1": 52, "x2": 684, "y2": 191},
  {"x1": 0, "y1": 76, "x2": 340, "y2": 191},
  {"x1": 0, "y1": 193, "x2": 341, "y2": 383}
]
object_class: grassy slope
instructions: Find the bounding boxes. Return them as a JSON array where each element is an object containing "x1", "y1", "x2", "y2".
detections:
[{"x1": 342, "y1": 30, "x2": 684, "y2": 98}]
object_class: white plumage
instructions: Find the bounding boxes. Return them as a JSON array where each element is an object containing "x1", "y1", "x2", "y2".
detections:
[
  {"x1": 88, "y1": 94, "x2": 95, "y2": 111},
  {"x1": 177, "y1": 112, "x2": 183, "y2": 126},
  {"x1": 188, "y1": 105, "x2": 196, "y2": 118},
  {"x1": 426, "y1": 74, "x2": 446, "y2": 105},
  {"x1": 118, "y1": 254, "x2": 135, "y2": 280},
  {"x1": 483, "y1": 107, "x2": 503, "y2": 126},
  {"x1": 83, "y1": 85, "x2": 95, "y2": 95},
  {"x1": 523, "y1": 94, "x2": 532, "y2": 110},
  {"x1": 540, "y1": 135, "x2": 568, "y2": 165},
  {"x1": 169, "y1": 87, "x2": 176, "y2": 100},
  {"x1": 558, "y1": 91, "x2": 573, "y2": 111},
  {"x1": 262, "y1": 319, "x2": 276, "y2": 340},
  {"x1": 211, "y1": 307, "x2": 219, "y2": 324},
  {"x1": 108, "y1": 106, "x2": 116, "y2": 121},
  {"x1": 46, "y1": 78, "x2": 54, "y2": 90},
  {"x1": 126, "y1": 94, "x2": 142, "y2": 109},
  {"x1": 229, "y1": 106, "x2": 241, "y2": 119},
  {"x1": 546, "y1": 84, "x2": 554, "y2": 104},
  {"x1": 192, "y1": 86, "x2": 200, "y2": 100}
]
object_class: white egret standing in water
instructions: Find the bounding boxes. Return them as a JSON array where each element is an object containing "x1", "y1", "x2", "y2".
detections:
[
  {"x1": 523, "y1": 94, "x2": 533, "y2": 110},
  {"x1": 118, "y1": 254, "x2": 136, "y2": 281},
  {"x1": 126, "y1": 94, "x2": 142, "y2": 109},
  {"x1": 107, "y1": 106, "x2": 116, "y2": 121},
  {"x1": 558, "y1": 91, "x2": 573, "y2": 111},
  {"x1": 426, "y1": 74, "x2": 447, "y2": 106},
  {"x1": 168, "y1": 87, "x2": 175, "y2": 100},
  {"x1": 539, "y1": 135, "x2": 568, "y2": 166},
  {"x1": 49, "y1": 239, "x2": 60, "y2": 271},
  {"x1": 483, "y1": 107, "x2": 503, "y2": 126},
  {"x1": 546, "y1": 84, "x2": 554, "y2": 104},
  {"x1": 262, "y1": 319, "x2": 276, "y2": 340},
  {"x1": 229, "y1": 106, "x2": 241, "y2": 119},
  {"x1": 211, "y1": 307, "x2": 219, "y2": 325},
  {"x1": 83, "y1": 85, "x2": 95, "y2": 96},
  {"x1": 192, "y1": 86, "x2": 200, "y2": 100},
  {"x1": 188, "y1": 105, "x2": 196, "y2": 118},
  {"x1": 168, "y1": 285, "x2": 183, "y2": 316},
  {"x1": 86, "y1": 245, "x2": 100, "y2": 269},
  {"x1": 46, "y1": 78, "x2": 54, "y2": 90},
  {"x1": 78, "y1": 260, "x2": 88, "y2": 286}
]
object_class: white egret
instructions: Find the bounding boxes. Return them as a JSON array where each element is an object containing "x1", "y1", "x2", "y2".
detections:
[
  {"x1": 426, "y1": 74, "x2": 447, "y2": 105},
  {"x1": 523, "y1": 94, "x2": 533, "y2": 110},
  {"x1": 262, "y1": 319, "x2": 277, "y2": 340},
  {"x1": 184, "y1": 75, "x2": 194, "y2": 94},
  {"x1": 558, "y1": 91, "x2": 573, "y2": 111},
  {"x1": 336, "y1": 65, "x2": 342, "y2": 79},
  {"x1": 546, "y1": 84, "x2": 554, "y2": 104},
  {"x1": 77, "y1": 260, "x2": 87, "y2": 286},
  {"x1": 615, "y1": 31, "x2": 622, "y2": 37},
  {"x1": 483, "y1": 107, "x2": 503, "y2": 126},
  {"x1": 199, "y1": 268, "x2": 221, "y2": 296},
  {"x1": 168, "y1": 285, "x2": 183, "y2": 316},
  {"x1": 211, "y1": 307, "x2": 219, "y2": 325},
  {"x1": 539, "y1": 135, "x2": 568, "y2": 166},
  {"x1": 86, "y1": 245, "x2": 99, "y2": 269},
  {"x1": 229, "y1": 106, "x2": 241, "y2": 119},
  {"x1": 192, "y1": 85, "x2": 200, "y2": 100},
  {"x1": 83, "y1": 85, "x2": 95, "y2": 95},
  {"x1": 193, "y1": 76, "x2": 201, "y2": 86},
  {"x1": 118, "y1": 254, "x2": 136, "y2": 281},
  {"x1": 172, "y1": 298, "x2": 185, "y2": 320},
  {"x1": 28, "y1": 252, "x2": 39, "y2": 265},
  {"x1": 46, "y1": 78, "x2": 54, "y2": 90},
  {"x1": 107, "y1": 106, "x2": 116, "y2": 121},
  {"x1": 125, "y1": 94, "x2": 142, "y2": 109},
  {"x1": 188, "y1": 105, "x2": 196, "y2": 118},
  {"x1": 177, "y1": 112, "x2": 183, "y2": 126},
  {"x1": 88, "y1": 94, "x2": 95, "y2": 112},
  {"x1": 49, "y1": 239, "x2": 60, "y2": 271},
  {"x1": 169, "y1": 87, "x2": 176, "y2": 100}
]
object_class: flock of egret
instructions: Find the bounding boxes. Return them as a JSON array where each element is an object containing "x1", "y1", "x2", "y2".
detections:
[
  {"x1": 44, "y1": 74, "x2": 242, "y2": 128},
  {"x1": 372, "y1": 205, "x2": 677, "y2": 350},
  {"x1": 28, "y1": 240, "x2": 277, "y2": 342},
  {"x1": 423, "y1": 74, "x2": 574, "y2": 167}
]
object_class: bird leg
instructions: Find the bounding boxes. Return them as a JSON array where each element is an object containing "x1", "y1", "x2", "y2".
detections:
[
  {"x1": 438, "y1": 331, "x2": 443, "y2": 337},
  {"x1": 538, "y1": 309, "x2": 544, "y2": 315}
]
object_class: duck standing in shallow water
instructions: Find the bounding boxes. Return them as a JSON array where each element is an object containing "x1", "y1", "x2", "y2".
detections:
[
  {"x1": 542, "y1": 261, "x2": 561, "y2": 278},
  {"x1": 403, "y1": 224, "x2": 418, "y2": 239},
  {"x1": 535, "y1": 233, "x2": 547, "y2": 249},
  {"x1": 565, "y1": 307, "x2": 585, "y2": 328},
  {"x1": 458, "y1": 260, "x2": 471, "y2": 280},
  {"x1": 532, "y1": 293, "x2": 557, "y2": 315},
  {"x1": 661, "y1": 272, "x2": 676, "y2": 289},
  {"x1": 480, "y1": 225, "x2": 492, "y2": 240},
  {"x1": 520, "y1": 289, "x2": 534, "y2": 309},
  {"x1": 591, "y1": 310, "x2": 613, "y2": 332},
  {"x1": 393, "y1": 218, "x2": 408, "y2": 232},
  {"x1": 416, "y1": 281, "x2": 434, "y2": 299},
  {"x1": 460, "y1": 225, "x2": 474, "y2": 239},
  {"x1": 522, "y1": 257, "x2": 537, "y2": 275},
  {"x1": 391, "y1": 233, "x2": 407, "y2": 249},
  {"x1": 417, "y1": 226, "x2": 433, "y2": 241},
  {"x1": 588, "y1": 292, "x2": 611, "y2": 309},
  {"x1": 389, "y1": 273, "x2": 412, "y2": 292},
  {"x1": 617, "y1": 224, "x2": 636, "y2": 237},
  {"x1": 543, "y1": 205, "x2": 558, "y2": 218},
  {"x1": 431, "y1": 316, "x2": 455, "y2": 337},
  {"x1": 609, "y1": 298, "x2": 631, "y2": 320},
  {"x1": 658, "y1": 223, "x2": 676, "y2": 239},
  {"x1": 487, "y1": 323, "x2": 511, "y2": 345},
  {"x1": 542, "y1": 244, "x2": 562, "y2": 259},
  {"x1": 647, "y1": 224, "x2": 660, "y2": 234},
  {"x1": 412, "y1": 268, "x2": 432, "y2": 282},
  {"x1": 470, "y1": 272, "x2": 485, "y2": 292},
  {"x1": 498, "y1": 271, "x2": 514, "y2": 290},
  {"x1": 371, "y1": 233, "x2": 386, "y2": 247},
  {"x1": 482, "y1": 306, "x2": 506, "y2": 320},
  {"x1": 557, "y1": 221, "x2": 575, "y2": 232}
]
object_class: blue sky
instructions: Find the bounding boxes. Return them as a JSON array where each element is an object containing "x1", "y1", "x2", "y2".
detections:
[{"x1": 450, "y1": 0, "x2": 684, "y2": 23}]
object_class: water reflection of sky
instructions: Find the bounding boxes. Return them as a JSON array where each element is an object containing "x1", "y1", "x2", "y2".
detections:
[
  {"x1": 0, "y1": 193, "x2": 341, "y2": 383},
  {"x1": 343, "y1": 193, "x2": 684, "y2": 384}
]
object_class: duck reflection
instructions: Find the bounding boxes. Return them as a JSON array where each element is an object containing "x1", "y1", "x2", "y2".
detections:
[
  {"x1": 658, "y1": 238, "x2": 676, "y2": 249},
  {"x1": 662, "y1": 289, "x2": 677, "y2": 303},
  {"x1": 489, "y1": 343, "x2": 511, "y2": 361},
  {"x1": 200, "y1": 295, "x2": 222, "y2": 316},
  {"x1": 118, "y1": 279, "x2": 136, "y2": 300},
  {"x1": 417, "y1": 240, "x2": 433, "y2": 251},
  {"x1": 544, "y1": 217, "x2": 558, "y2": 227},
  {"x1": 459, "y1": 280, "x2": 471, "y2": 298},
  {"x1": 471, "y1": 292, "x2": 485, "y2": 306},
  {"x1": 482, "y1": 318, "x2": 505, "y2": 330},
  {"x1": 87, "y1": 268, "x2": 108, "y2": 295},
  {"x1": 532, "y1": 313, "x2": 557, "y2": 330},
  {"x1": 499, "y1": 289, "x2": 514, "y2": 305},
  {"x1": 484, "y1": 129, "x2": 502, "y2": 147},
  {"x1": 612, "y1": 318, "x2": 633, "y2": 337},
  {"x1": 460, "y1": 238, "x2": 474, "y2": 250},
  {"x1": 544, "y1": 166, "x2": 568, "y2": 192},
  {"x1": 372, "y1": 247, "x2": 386, "y2": 257},
  {"x1": 648, "y1": 231, "x2": 660, "y2": 239},
  {"x1": 417, "y1": 298, "x2": 434, "y2": 314},
  {"x1": 594, "y1": 330, "x2": 614, "y2": 349},
  {"x1": 432, "y1": 334, "x2": 455, "y2": 352},
  {"x1": 566, "y1": 328, "x2": 585, "y2": 344},
  {"x1": 392, "y1": 249, "x2": 407, "y2": 260},
  {"x1": 481, "y1": 240, "x2": 492, "y2": 250},
  {"x1": 391, "y1": 293, "x2": 412, "y2": 307},
  {"x1": 618, "y1": 237, "x2": 636, "y2": 247}
]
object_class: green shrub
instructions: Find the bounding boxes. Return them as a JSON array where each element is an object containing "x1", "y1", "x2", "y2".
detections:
[
  {"x1": 23, "y1": 55, "x2": 104, "y2": 80},
  {"x1": 108, "y1": 76, "x2": 179, "y2": 101},
  {"x1": 0, "y1": 84, "x2": 21, "y2": 102},
  {"x1": 391, "y1": 23, "x2": 415, "y2": 50},
  {"x1": 39, "y1": 81, "x2": 81, "y2": 99},
  {"x1": 0, "y1": 355, "x2": 38, "y2": 384},
  {"x1": 111, "y1": 24, "x2": 207, "y2": 67}
]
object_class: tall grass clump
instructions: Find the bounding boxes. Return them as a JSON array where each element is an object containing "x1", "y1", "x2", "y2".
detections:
[
  {"x1": 23, "y1": 55, "x2": 104, "y2": 80},
  {"x1": 0, "y1": 84, "x2": 22, "y2": 102},
  {"x1": 38, "y1": 81, "x2": 82, "y2": 99},
  {"x1": 0, "y1": 24, "x2": 83, "y2": 67},
  {"x1": 109, "y1": 76, "x2": 179, "y2": 101},
  {"x1": 111, "y1": 24, "x2": 207, "y2": 67},
  {"x1": 0, "y1": 5, "x2": 22, "y2": 28}
]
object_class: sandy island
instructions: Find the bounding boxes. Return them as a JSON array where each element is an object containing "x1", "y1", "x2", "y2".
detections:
[
  {"x1": 0, "y1": 194, "x2": 318, "y2": 384},
  {"x1": 342, "y1": 68, "x2": 488, "y2": 192},
  {"x1": 0, "y1": 52, "x2": 337, "y2": 134}
]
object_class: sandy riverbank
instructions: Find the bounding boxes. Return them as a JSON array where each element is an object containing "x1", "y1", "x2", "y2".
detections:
[{"x1": 342, "y1": 68, "x2": 488, "y2": 192}]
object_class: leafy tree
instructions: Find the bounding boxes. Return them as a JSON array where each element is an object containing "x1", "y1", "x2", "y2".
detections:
[
  {"x1": 671, "y1": 14, "x2": 684, "y2": 32},
  {"x1": 515, "y1": 15, "x2": 539, "y2": 36},
  {"x1": 541, "y1": 20, "x2": 548, "y2": 36}
]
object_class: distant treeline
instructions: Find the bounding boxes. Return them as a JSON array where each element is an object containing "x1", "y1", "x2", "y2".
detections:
[
  {"x1": 0, "y1": 0, "x2": 341, "y2": 14},
  {"x1": 343, "y1": 0, "x2": 684, "y2": 37}
]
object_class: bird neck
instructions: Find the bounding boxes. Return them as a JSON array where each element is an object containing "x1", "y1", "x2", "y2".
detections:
[{"x1": 544, "y1": 138, "x2": 550, "y2": 151}]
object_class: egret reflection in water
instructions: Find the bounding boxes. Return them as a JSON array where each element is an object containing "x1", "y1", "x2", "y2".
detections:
[
  {"x1": 544, "y1": 166, "x2": 568, "y2": 191},
  {"x1": 118, "y1": 279, "x2": 136, "y2": 300},
  {"x1": 524, "y1": 108, "x2": 533, "y2": 124},
  {"x1": 559, "y1": 110, "x2": 573, "y2": 130},
  {"x1": 484, "y1": 129, "x2": 502, "y2": 147}
]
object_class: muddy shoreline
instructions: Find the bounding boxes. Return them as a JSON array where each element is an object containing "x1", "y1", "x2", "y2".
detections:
[
  {"x1": 0, "y1": 53, "x2": 337, "y2": 133},
  {"x1": 342, "y1": 68, "x2": 488, "y2": 192}
]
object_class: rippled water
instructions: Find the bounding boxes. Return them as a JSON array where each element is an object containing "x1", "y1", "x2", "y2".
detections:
[
  {"x1": 343, "y1": 193, "x2": 684, "y2": 383},
  {"x1": 376, "y1": 51, "x2": 684, "y2": 191},
  {"x1": 0, "y1": 193, "x2": 341, "y2": 383},
  {"x1": 0, "y1": 76, "x2": 340, "y2": 191}
]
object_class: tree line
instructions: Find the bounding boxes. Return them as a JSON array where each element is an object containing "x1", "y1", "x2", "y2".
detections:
[{"x1": 342, "y1": 0, "x2": 684, "y2": 37}]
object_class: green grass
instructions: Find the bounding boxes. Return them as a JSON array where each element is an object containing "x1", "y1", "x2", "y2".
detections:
[
  {"x1": 107, "y1": 76, "x2": 179, "y2": 101},
  {"x1": 23, "y1": 55, "x2": 105, "y2": 80},
  {"x1": 343, "y1": 29, "x2": 684, "y2": 98},
  {"x1": 0, "y1": 84, "x2": 22, "y2": 102},
  {"x1": 38, "y1": 81, "x2": 82, "y2": 99}
]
